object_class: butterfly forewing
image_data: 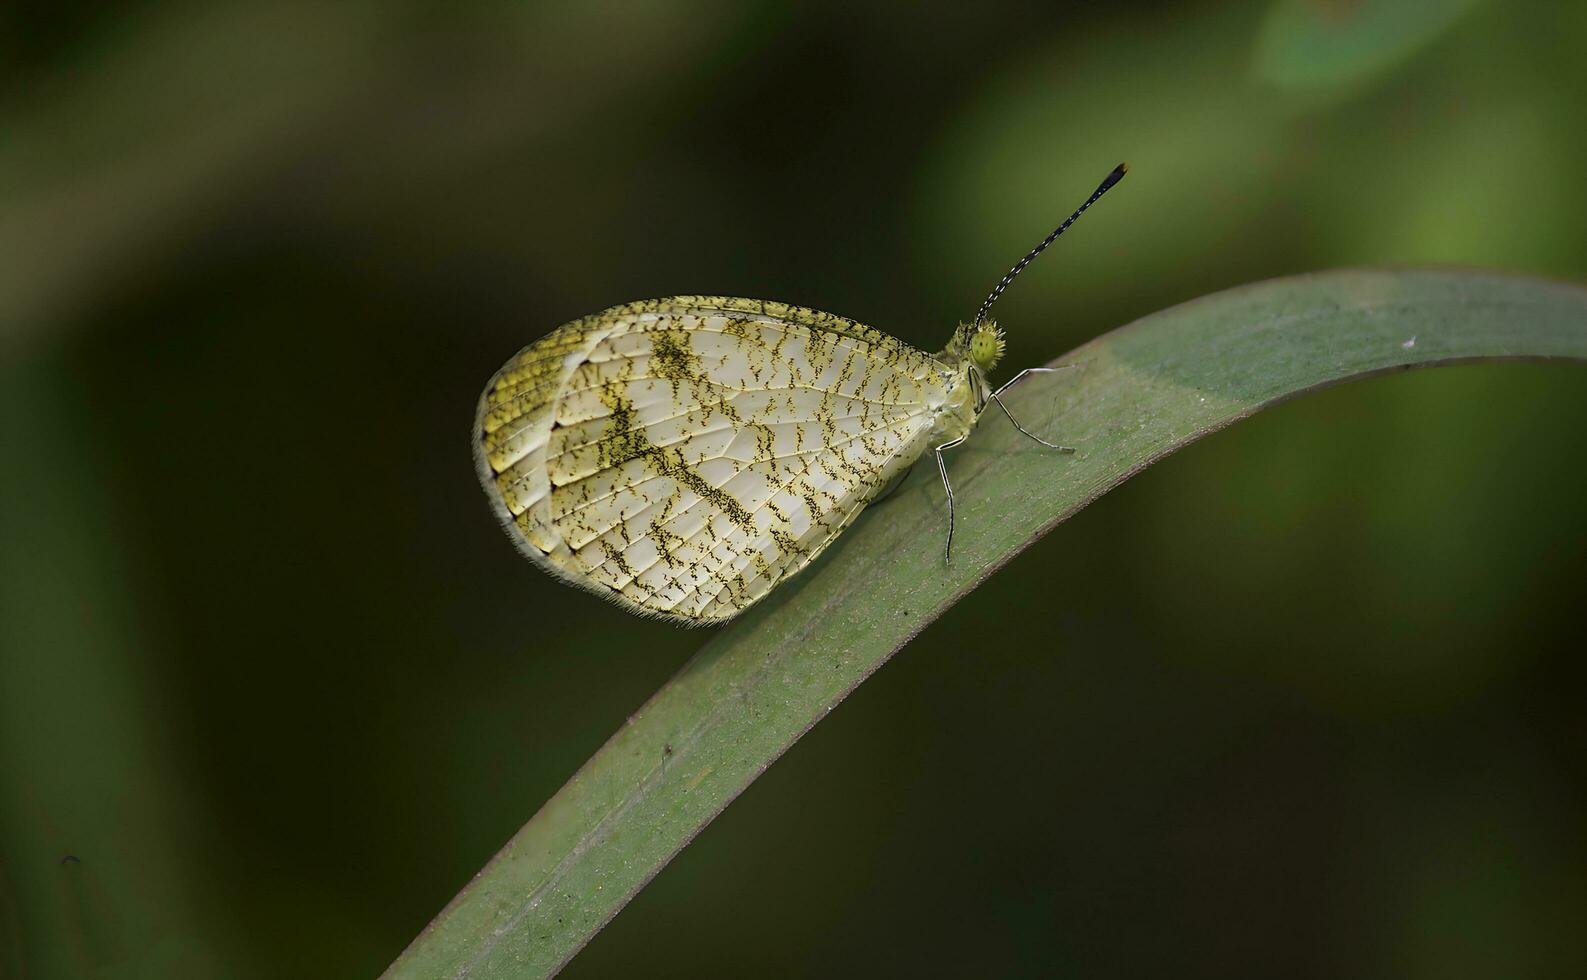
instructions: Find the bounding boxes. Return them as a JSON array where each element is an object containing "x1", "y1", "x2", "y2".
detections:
[{"x1": 475, "y1": 297, "x2": 955, "y2": 623}]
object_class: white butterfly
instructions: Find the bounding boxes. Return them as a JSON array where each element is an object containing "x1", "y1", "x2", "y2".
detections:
[{"x1": 474, "y1": 165, "x2": 1126, "y2": 623}]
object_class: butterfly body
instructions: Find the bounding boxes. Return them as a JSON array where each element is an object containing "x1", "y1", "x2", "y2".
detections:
[{"x1": 475, "y1": 296, "x2": 990, "y2": 624}]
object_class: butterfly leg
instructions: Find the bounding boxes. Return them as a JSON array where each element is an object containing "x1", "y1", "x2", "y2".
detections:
[
  {"x1": 934, "y1": 435, "x2": 968, "y2": 565},
  {"x1": 991, "y1": 366, "x2": 1077, "y2": 453}
]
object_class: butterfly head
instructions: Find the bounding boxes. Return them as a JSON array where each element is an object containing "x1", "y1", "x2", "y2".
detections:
[
  {"x1": 968, "y1": 320, "x2": 1006, "y2": 372},
  {"x1": 947, "y1": 320, "x2": 1006, "y2": 376}
]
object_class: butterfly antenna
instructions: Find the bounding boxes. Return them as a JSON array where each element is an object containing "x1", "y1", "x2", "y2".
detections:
[{"x1": 972, "y1": 162, "x2": 1128, "y2": 327}]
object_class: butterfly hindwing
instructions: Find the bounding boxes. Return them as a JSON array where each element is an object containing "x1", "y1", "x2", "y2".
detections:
[{"x1": 475, "y1": 297, "x2": 955, "y2": 623}]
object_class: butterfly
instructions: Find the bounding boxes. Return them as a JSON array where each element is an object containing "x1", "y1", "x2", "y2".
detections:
[{"x1": 474, "y1": 164, "x2": 1126, "y2": 624}]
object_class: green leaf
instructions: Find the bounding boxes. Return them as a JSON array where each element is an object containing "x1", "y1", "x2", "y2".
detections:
[{"x1": 383, "y1": 268, "x2": 1587, "y2": 979}]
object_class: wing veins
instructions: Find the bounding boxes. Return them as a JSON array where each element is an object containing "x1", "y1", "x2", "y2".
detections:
[
  {"x1": 554, "y1": 407, "x2": 930, "y2": 531},
  {"x1": 624, "y1": 413, "x2": 930, "y2": 611}
]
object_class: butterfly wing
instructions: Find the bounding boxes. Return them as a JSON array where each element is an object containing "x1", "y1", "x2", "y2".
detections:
[{"x1": 475, "y1": 296, "x2": 956, "y2": 624}]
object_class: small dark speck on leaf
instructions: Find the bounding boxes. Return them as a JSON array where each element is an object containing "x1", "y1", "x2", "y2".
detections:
[{"x1": 60, "y1": 855, "x2": 80, "y2": 866}]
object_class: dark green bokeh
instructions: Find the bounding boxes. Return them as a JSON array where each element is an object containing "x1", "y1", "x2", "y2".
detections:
[{"x1": 2, "y1": 1, "x2": 1584, "y2": 977}]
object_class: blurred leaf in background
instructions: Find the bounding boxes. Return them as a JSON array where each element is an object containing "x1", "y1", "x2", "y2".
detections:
[
  {"x1": 1254, "y1": 0, "x2": 1487, "y2": 94},
  {"x1": 2, "y1": 0, "x2": 1584, "y2": 977}
]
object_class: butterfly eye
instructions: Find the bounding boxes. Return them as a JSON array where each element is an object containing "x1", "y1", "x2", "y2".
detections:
[{"x1": 969, "y1": 324, "x2": 1006, "y2": 371}]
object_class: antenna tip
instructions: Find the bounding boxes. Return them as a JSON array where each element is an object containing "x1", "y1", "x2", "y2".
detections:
[{"x1": 1095, "y1": 163, "x2": 1128, "y2": 194}]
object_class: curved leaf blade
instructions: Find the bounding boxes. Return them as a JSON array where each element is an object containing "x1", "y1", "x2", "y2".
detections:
[{"x1": 385, "y1": 267, "x2": 1587, "y2": 979}]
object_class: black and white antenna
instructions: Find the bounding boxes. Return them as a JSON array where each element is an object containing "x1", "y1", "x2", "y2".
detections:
[{"x1": 972, "y1": 162, "x2": 1128, "y2": 327}]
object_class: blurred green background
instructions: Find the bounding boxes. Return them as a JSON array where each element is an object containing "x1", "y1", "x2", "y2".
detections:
[{"x1": 3, "y1": 0, "x2": 1586, "y2": 976}]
